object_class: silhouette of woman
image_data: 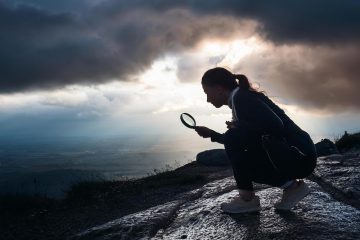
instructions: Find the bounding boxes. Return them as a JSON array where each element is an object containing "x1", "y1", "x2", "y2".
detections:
[{"x1": 195, "y1": 67, "x2": 317, "y2": 213}]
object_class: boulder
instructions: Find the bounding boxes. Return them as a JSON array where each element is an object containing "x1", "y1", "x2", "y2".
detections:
[
  {"x1": 315, "y1": 138, "x2": 339, "y2": 157},
  {"x1": 196, "y1": 149, "x2": 230, "y2": 166}
]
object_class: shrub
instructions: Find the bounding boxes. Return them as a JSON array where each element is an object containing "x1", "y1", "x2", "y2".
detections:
[{"x1": 335, "y1": 131, "x2": 360, "y2": 152}]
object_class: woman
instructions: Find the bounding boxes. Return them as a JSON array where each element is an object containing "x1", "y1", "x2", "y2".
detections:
[{"x1": 195, "y1": 67, "x2": 317, "y2": 213}]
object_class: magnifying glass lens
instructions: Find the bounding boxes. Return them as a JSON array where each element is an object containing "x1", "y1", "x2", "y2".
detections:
[
  {"x1": 183, "y1": 115, "x2": 195, "y2": 126},
  {"x1": 180, "y1": 113, "x2": 196, "y2": 129}
]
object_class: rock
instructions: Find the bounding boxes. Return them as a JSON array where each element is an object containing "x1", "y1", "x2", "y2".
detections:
[
  {"x1": 315, "y1": 139, "x2": 339, "y2": 157},
  {"x1": 153, "y1": 180, "x2": 360, "y2": 240},
  {"x1": 74, "y1": 178, "x2": 360, "y2": 240},
  {"x1": 196, "y1": 149, "x2": 230, "y2": 166},
  {"x1": 73, "y1": 201, "x2": 182, "y2": 240},
  {"x1": 72, "y1": 188, "x2": 205, "y2": 240},
  {"x1": 313, "y1": 151, "x2": 360, "y2": 200},
  {"x1": 73, "y1": 152, "x2": 360, "y2": 240}
]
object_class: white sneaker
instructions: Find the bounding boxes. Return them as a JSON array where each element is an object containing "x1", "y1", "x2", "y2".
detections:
[
  {"x1": 221, "y1": 195, "x2": 261, "y2": 213},
  {"x1": 275, "y1": 180, "x2": 310, "y2": 211}
]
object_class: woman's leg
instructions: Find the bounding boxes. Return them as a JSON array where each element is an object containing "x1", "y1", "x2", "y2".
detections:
[
  {"x1": 260, "y1": 132, "x2": 315, "y2": 210},
  {"x1": 224, "y1": 129, "x2": 291, "y2": 193},
  {"x1": 221, "y1": 128, "x2": 285, "y2": 213},
  {"x1": 224, "y1": 128, "x2": 315, "y2": 211},
  {"x1": 261, "y1": 131, "x2": 317, "y2": 179},
  {"x1": 224, "y1": 128, "x2": 255, "y2": 194}
]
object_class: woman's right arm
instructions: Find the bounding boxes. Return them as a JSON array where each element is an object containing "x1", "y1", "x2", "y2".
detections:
[
  {"x1": 195, "y1": 126, "x2": 225, "y2": 144},
  {"x1": 210, "y1": 131, "x2": 225, "y2": 144}
]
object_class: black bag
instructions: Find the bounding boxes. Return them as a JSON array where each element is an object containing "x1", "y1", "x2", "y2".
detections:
[{"x1": 261, "y1": 134, "x2": 315, "y2": 178}]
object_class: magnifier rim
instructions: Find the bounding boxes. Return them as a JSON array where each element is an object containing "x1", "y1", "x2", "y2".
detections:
[{"x1": 180, "y1": 113, "x2": 196, "y2": 129}]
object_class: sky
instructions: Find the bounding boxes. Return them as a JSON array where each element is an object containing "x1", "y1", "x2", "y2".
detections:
[{"x1": 0, "y1": 0, "x2": 359, "y2": 143}]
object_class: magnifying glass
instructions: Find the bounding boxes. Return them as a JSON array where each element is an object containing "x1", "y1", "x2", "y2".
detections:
[{"x1": 180, "y1": 113, "x2": 196, "y2": 129}]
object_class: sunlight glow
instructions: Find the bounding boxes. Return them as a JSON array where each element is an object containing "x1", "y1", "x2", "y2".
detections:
[
  {"x1": 199, "y1": 37, "x2": 265, "y2": 67},
  {"x1": 139, "y1": 57, "x2": 178, "y2": 87}
]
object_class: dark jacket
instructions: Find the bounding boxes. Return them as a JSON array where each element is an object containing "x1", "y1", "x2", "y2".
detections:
[
  {"x1": 210, "y1": 88, "x2": 308, "y2": 146},
  {"x1": 211, "y1": 88, "x2": 317, "y2": 178}
]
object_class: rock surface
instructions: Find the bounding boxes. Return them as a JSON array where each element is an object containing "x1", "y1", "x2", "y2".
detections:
[
  {"x1": 196, "y1": 149, "x2": 230, "y2": 166},
  {"x1": 74, "y1": 177, "x2": 360, "y2": 240},
  {"x1": 313, "y1": 151, "x2": 360, "y2": 202}
]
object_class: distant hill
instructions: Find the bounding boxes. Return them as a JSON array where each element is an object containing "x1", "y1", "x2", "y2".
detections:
[
  {"x1": 315, "y1": 138, "x2": 339, "y2": 157},
  {"x1": 335, "y1": 131, "x2": 360, "y2": 152}
]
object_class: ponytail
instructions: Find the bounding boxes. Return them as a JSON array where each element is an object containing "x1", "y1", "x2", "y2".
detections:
[
  {"x1": 234, "y1": 74, "x2": 250, "y2": 90},
  {"x1": 202, "y1": 67, "x2": 259, "y2": 92}
]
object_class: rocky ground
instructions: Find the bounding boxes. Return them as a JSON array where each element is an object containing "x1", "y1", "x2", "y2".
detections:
[
  {"x1": 1, "y1": 150, "x2": 359, "y2": 240},
  {"x1": 311, "y1": 151, "x2": 360, "y2": 208},
  {"x1": 0, "y1": 162, "x2": 233, "y2": 240},
  {"x1": 73, "y1": 151, "x2": 360, "y2": 240}
]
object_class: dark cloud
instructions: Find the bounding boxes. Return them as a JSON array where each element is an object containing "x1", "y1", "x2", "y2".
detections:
[
  {"x1": 274, "y1": 46, "x2": 360, "y2": 112},
  {"x1": 1, "y1": 0, "x2": 100, "y2": 13},
  {"x1": 0, "y1": 0, "x2": 359, "y2": 102},
  {"x1": 0, "y1": 2, "x2": 254, "y2": 92},
  {"x1": 235, "y1": 45, "x2": 360, "y2": 112},
  {"x1": 96, "y1": 0, "x2": 360, "y2": 44}
]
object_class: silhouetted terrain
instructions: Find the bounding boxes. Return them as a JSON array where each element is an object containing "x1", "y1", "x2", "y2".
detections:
[
  {"x1": 1, "y1": 132, "x2": 360, "y2": 240},
  {"x1": 0, "y1": 162, "x2": 232, "y2": 240}
]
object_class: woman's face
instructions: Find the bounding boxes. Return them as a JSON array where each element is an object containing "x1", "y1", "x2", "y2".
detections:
[{"x1": 202, "y1": 84, "x2": 226, "y2": 108}]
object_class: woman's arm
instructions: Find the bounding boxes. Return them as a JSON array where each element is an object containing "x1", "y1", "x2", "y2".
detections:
[
  {"x1": 195, "y1": 126, "x2": 225, "y2": 144},
  {"x1": 210, "y1": 131, "x2": 225, "y2": 144}
]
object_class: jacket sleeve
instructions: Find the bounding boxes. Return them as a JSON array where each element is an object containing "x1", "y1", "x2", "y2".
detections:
[
  {"x1": 233, "y1": 92, "x2": 284, "y2": 136},
  {"x1": 210, "y1": 130, "x2": 225, "y2": 144}
]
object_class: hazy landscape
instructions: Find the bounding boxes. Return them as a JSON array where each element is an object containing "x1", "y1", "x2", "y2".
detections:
[{"x1": 0, "y1": 136, "x2": 218, "y2": 198}]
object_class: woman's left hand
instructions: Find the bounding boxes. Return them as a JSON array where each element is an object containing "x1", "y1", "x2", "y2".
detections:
[{"x1": 226, "y1": 121, "x2": 236, "y2": 129}]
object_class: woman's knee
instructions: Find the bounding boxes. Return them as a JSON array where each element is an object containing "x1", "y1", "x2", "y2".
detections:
[{"x1": 285, "y1": 155, "x2": 317, "y2": 179}]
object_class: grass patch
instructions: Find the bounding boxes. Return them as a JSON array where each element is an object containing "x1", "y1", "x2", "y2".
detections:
[
  {"x1": 65, "y1": 180, "x2": 118, "y2": 203},
  {"x1": 1, "y1": 164, "x2": 208, "y2": 213},
  {"x1": 335, "y1": 131, "x2": 360, "y2": 152},
  {"x1": 65, "y1": 167, "x2": 206, "y2": 204},
  {"x1": 144, "y1": 170, "x2": 205, "y2": 187}
]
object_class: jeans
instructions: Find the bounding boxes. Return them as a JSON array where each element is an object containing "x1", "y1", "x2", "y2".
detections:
[{"x1": 224, "y1": 128, "x2": 317, "y2": 191}]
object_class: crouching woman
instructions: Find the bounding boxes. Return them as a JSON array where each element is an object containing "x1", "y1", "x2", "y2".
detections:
[{"x1": 195, "y1": 67, "x2": 317, "y2": 213}]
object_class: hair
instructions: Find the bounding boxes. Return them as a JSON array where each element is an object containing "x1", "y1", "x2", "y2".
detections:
[{"x1": 201, "y1": 67, "x2": 258, "y2": 92}]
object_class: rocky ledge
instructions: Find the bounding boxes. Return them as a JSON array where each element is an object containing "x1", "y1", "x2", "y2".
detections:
[
  {"x1": 312, "y1": 151, "x2": 360, "y2": 205},
  {"x1": 73, "y1": 151, "x2": 360, "y2": 240}
]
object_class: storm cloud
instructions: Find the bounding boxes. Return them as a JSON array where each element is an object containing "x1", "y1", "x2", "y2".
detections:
[
  {"x1": 235, "y1": 44, "x2": 360, "y2": 112},
  {"x1": 97, "y1": 0, "x2": 360, "y2": 44},
  {"x1": 0, "y1": 0, "x2": 359, "y2": 112},
  {"x1": 0, "y1": 2, "x2": 255, "y2": 92}
]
